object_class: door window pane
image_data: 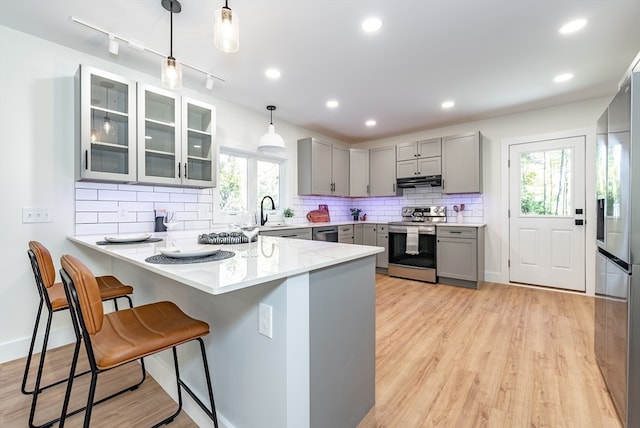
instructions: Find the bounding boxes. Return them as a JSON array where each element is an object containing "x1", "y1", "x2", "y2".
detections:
[{"x1": 520, "y1": 148, "x2": 572, "y2": 216}]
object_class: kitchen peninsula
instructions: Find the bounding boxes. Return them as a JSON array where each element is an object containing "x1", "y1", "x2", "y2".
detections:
[{"x1": 68, "y1": 232, "x2": 382, "y2": 428}]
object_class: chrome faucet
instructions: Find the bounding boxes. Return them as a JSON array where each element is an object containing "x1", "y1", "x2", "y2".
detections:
[{"x1": 260, "y1": 196, "x2": 276, "y2": 226}]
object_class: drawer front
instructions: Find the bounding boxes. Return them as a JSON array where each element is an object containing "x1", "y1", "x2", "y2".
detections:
[
  {"x1": 436, "y1": 227, "x2": 477, "y2": 239},
  {"x1": 377, "y1": 224, "x2": 387, "y2": 233}
]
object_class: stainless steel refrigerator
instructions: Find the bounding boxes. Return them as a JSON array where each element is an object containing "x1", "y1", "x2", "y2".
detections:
[{"x1": 594, "y1": 54, "x2": 640, "y2": 428}]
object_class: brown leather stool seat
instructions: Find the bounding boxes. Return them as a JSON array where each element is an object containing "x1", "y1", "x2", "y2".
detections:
[
  {"x1": 24, "y1": 241, "x2": 135, "y2": 428},
  {"x1": 59, "y1": 254, "x2": 218, "y2": 428}
]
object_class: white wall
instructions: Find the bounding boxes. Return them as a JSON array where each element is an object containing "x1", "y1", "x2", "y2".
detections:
[
  {"x1": 0, "y1": 25, "x2": 339, "y2": 363},
  {"x1": 0, "y1": 24, "x2": 612, "y2": 363}
]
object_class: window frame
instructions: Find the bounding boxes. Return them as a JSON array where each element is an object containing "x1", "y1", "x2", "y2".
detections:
[{"x1": 213, "y1": 147, "x2": 287, "y2": 225}]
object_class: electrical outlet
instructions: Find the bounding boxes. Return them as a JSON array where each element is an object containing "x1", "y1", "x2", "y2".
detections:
[
  {"x1": 117, "y1": 207, "x2": 128, "y2": 220},
  {"x1": 258, "y1": 303, "x2": 273, "y2": 338},
  {"x1": 22, "y1": 207, "x2": 53, "y2": 223}
]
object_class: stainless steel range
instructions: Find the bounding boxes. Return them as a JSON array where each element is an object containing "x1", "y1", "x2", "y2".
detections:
[{"x1": 388, "y1": 206, "x2": 446, "y2": 283}]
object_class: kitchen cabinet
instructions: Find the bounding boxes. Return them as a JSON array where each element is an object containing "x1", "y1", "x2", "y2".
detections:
[
  {"x1": 338, "y1": 224, "x2": 355, "y2": 244},
  {"x1": 442, "y1": 132, "x2": 482, "y2": 194},
  {"x1": 76, "y1": 66, "x2": 137, "y2": 182},
  {"x1": 396, "y1": 138, "x2": 441, "y2": 179},
  {"x1": 354, "y1": 224, "x2": 363, "y2": 244},
  {"x1": 260, "y1": 227, "x2": 312, "y2": 240},
  {"x1": 137, "y1": 84, "x2": 215, "y2": 187},
  {"x1": 298, "y1": 138, "x2": 349, "y2": 196},
  {"x1": 369, "y1": 146, "x2": 397, "y2": 196},
  {"x1": 376, "y1": 224, "x2": 389, "y2": 269},
  {"x1": 363, "y1": 224, "x2": 388, "y2": 268},
  {"x1": 349, "y1": 148, "x2": 369, "y2": 197},
  {"x1": 436, "y1": 226, "x2": 484, "y2": 289}
]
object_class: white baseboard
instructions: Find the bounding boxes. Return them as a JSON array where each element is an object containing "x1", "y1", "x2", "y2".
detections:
[
  {"x1": 483, "y1": 270, "x2": 503, "y2": 284},
  {"x1": 0, "y1": 325, "x2": 76, "y2": 364}
]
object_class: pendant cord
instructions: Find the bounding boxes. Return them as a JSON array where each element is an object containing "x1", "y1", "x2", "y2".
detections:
[{"x1": 169, "y1": 7, "x2": 173, "y2": 58}]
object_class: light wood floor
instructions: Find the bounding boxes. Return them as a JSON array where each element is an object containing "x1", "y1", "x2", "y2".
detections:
[{"x1": 1, "y1": 276, "x2": 621, "y2": 427}]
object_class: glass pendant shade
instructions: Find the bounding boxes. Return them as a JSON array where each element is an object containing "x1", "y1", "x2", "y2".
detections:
[
  {"x1": 161, "y1": 56, "x2": 182, "y2": 89},
  {"x1": 214, "y1": 6, "x2": 239, "y2": 53},
  {"x1": 103, "y1": 115, "x2": 114, "y2": 136}
]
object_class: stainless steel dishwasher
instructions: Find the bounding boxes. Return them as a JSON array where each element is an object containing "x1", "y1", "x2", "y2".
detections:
[{"x1": 312, "y1": 226, "x2": 338, "y2": 242}]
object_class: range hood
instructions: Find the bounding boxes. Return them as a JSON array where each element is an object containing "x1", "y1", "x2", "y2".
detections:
[{"x1": 396, "y1": 175, "x2": 442, "y2": 188}]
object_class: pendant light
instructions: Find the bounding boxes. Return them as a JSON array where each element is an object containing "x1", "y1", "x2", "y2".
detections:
[
  {"x1": 161, "y1": 0, "x2": 183, "y2": 89},
  {"x1": 258, "y1": 106, "x2": 285, "y2": 152},
  {"x1": 214, "y1": 0, "x2": 239, "y2": 53},
  {"x1": 101, "y1": 81, "x2": 115, "y2": 139}
]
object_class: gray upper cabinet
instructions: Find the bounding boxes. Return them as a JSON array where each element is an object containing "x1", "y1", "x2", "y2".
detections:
[
  {"x1": 441, "y1": 132, "x2": 482, "y2": 194},
  {"x1": 137, "y1": 84, "x2": 180, "y2": 185},
  {"x1": 137, "y1": 85, "x2": 216, "y2": 188},
  {"x1": 369, "y1": 146, "x2": 397, "y2": 196},
  {"x1": 181, "y1": 97, "x2": 216, "y2": 187},
  {"x1": 76, "y1": 65, "x2": 137, "y2": 182},
  {"x1": 349, "y1": 148, "x2": 369, "y2": 197},
  {"x1": 298, "y1": 137, "x2": 349, "y2": 196},
  {"x1": 396, "y1": 138, "x2": 441, "y2": 179}
]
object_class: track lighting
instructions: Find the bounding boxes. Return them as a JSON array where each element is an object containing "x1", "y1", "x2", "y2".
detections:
[
  {"x1": 70, "y1": 17, "x2": 226, "y2": 87},
  {"x1": 108, "y1": 34, "x2": 119, "y2": 55},
  {"x1": 206, "y1": 75, "x2": 215, "y2": 90}
]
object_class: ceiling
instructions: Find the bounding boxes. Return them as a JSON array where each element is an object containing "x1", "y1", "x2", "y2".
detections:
[{"x1": 2, "y1": 1, "x2": 640, "y2": 143}]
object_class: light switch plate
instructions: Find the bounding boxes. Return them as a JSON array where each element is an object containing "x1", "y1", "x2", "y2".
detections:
[{"x1": 23, "y1": 207, "x2": 53, "y2": 223}]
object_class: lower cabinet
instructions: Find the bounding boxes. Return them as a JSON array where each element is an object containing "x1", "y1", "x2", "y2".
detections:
[
  {"x1": 354, "y1": 224, "x2": 363, "y2": 245},
  {"x1": 259, "y1": 227, "x2": 312, "y2": 240},
  {"x1": 338, "y1": 224, "x2": 354, "y2": 244},
  {"x1": 363, "y1": 224, "x2": 388, "y2": 269},
  {"x1": 436, "y1": 226, "x2": 484, "y2": 288}
]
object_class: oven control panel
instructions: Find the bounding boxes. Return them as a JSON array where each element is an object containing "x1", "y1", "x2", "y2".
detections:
[{"x1": 400, "y1": 206, "x2": 446, "y2": 222}]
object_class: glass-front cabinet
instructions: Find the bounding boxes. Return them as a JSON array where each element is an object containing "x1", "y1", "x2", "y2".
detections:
[
  {"x1": 182, "y1": 97, "x2": 216, "y2": 187},
  {"x1": 137, "y1": 86, "x2": 216, "y2": 187},
  {"x1": 137, "y1": 84, "x2": 180, "y2": 185},
  {"x1": 76, "y1": 66, "x2": 136, "y2": 182}
]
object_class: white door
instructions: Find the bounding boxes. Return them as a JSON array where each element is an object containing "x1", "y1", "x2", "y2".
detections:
[{"x1": 509, "y1": 136, "x2": 585, "y2": 291}]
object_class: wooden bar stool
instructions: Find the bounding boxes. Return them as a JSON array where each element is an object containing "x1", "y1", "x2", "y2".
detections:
[
  {"x1": 24, "y1": 241, "x2": 136, "y2": 428},
  {"x1": 58, "y1": 254, "x2": 218, "y2": 428}
]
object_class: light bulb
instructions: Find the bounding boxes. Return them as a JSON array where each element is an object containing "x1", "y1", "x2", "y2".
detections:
[
  {"x1": 161, "y1": 56, "x2": 182, "y2": 89},
  {"x1": 103, "y1": 116, "x2": 112, "y2": 134}
]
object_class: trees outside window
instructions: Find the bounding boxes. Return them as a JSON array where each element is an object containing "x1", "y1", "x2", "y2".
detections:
[{"x1": 216, "y1": 150, "x2": 284, "y2": 223}]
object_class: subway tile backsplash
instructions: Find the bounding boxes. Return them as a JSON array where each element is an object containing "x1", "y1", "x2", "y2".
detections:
[
  {"x1": 75, "y1": 182, "x2": 484, "y2": 235},
  {"x1": 74, "y1": 182, "x2": 213, "y2": 235}
]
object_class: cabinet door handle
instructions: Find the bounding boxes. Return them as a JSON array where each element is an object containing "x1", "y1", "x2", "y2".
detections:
[
  {"x1": 84, "y1": 150, "x2": 88, "y2": 170},
  {"x1": 449, "y1": 231, "x2": 462, "y2": 234},
  {"x1": 184, "y1": 163, "x2": 187, "y2": 179},
  {"x1": 177, "y1": 162, "x2": 181, "y2": 178},
  {"x1": 393, "y1": 183, "x2": 396, "y2": 192}
]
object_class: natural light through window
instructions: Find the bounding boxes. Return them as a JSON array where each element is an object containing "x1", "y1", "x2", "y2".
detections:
[
  {"x1": 217, "y1": 150, "x2": 283, "y2": 221},
  {"x1": 519, "y1": 148, "x2": 572, "y2": 216}
]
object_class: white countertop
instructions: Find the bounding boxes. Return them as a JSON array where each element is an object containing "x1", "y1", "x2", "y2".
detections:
[
  {"x1": 68, "y1": 232, "x2": 383, "y2": 296},
  {"x1": 436, "y1": 223, "x2": 486, "y2": 227}
]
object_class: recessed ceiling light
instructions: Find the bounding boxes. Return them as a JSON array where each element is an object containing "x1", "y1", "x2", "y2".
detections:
[
  {"x1": 441, "y1": 100, "x2": 455, "y2": 109},
  {"x1": 365, "y1": 119, "x2": 376, "y2": 127},
  {"x1": 326, "y1": 100, "x2": 339, "y2": 108},
  {"x1": 265, "y1": 68, "x2": 281, "y2": 79},
  {"x1": 553, "y1": 73, "x2": 574, "y2": 83},
  {"x1": 559, "y1": 19, "x2": 587, "y2": 34},
  {"x1": 362, "y1": 17, "x2": 382, "y2": 33}
]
